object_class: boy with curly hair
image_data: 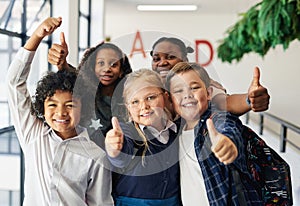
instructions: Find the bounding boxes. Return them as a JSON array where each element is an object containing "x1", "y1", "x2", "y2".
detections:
[{"x1": 6, "y1": 17, "x2": 113, "y2": 205}]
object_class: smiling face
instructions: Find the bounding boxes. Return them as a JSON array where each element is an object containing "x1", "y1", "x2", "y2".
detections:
[
  {"x1": 126, "y1": 86, "x2": 167, "y2": 131},
  {"x1": 44, "y1": 90, "x2": 81, "y2": 139},
  {"x1": 94, "y1": 48, "x2": 122, "y2": 87},
  {"x1": 169, "y1": 70, "x2": 212, "y2": 129},
  {"x1": 151, "y1": 41, "x2": 185, "y2": 82}
]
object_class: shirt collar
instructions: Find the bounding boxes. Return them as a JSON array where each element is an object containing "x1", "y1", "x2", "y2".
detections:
[
  {"x1": 194, "y1": 103, "x2": 212, "y2": 134},
  {"x1": 138, "y1": 120, "x2": 177, "y2": 133},
  {"x1": 138, "y1": 120, "x2": 177, "y2": 144},
  {"x1": 48, "y1": 125, "x2": 90, "y2": 142}
]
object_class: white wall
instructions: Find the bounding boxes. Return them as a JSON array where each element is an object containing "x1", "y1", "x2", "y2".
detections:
[
  {"x1": 52, "y1": 0, "x2": 105, "y2": 65},
  {"x1": 0, "y1": 155, "x2": 20, "y2": 190},
  {"x1": 91, "y1": 0, "x2": 105, "y2": 45},
  {"x1": 52, "y1": 0, "x2": 79, "y2": 67},
  {"x1": 104, "y1": 1, "x2": 300, "y2": 128}
]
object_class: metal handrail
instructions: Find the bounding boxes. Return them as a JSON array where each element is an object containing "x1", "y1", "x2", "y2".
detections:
[
  {"x1": 246, "y1": 112, "x2": 300, "y2": 152},
  {"x1": 0, "y1": 126, "x2": 15, "y2": 134},
  {"x1": 259, "y1": 112, "x2": 300, "y2": 152}
]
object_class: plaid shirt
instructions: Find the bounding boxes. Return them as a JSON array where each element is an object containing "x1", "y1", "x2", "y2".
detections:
[{"x1": 185, "y1": 105, "x2": 263, "y2": 206}]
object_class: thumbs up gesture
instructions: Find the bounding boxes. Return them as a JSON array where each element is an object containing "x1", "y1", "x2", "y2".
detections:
[
  {"x1": 206, "y1": 118, "x2": 238, "y2": 165},
  {"x1": 48, "y1": 32, "x2": 69, "y2": 70},
  {"x1": 247, "y1": 67, "x2": 270, "y2": 112},
  {"x1": 105, "y1": 117, "x2": 124, "y2": 158}
]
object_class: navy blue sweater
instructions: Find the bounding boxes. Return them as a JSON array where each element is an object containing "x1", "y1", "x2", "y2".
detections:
[{"x1": 109, "y1": 122, "x2": 180, "y2": 200}]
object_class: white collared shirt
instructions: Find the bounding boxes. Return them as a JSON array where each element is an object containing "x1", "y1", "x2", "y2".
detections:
[
  {"x1": 139, "y1": 120, "x2": 177, "y2": 144},
  {"x1": 6, "y1": 48, "x2": 114, "y2": 206}
]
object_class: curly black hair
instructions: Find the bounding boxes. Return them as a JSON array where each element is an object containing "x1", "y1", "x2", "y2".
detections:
[
  {"x1": 31, "y1": 69, "x2": 87, "y2": 120},
  {"x1": 77, "y1": 42, "x2": 132, "y2": 92}
]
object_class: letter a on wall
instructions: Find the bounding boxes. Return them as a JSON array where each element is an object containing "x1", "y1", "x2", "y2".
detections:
[{"x1": 130, "y1": 30, "x2": 146, "y2": 58}]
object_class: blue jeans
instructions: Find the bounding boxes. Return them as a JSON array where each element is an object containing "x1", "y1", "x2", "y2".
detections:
[{"x1": 114, "y1": 195, "x2": 181, "y2": 206}]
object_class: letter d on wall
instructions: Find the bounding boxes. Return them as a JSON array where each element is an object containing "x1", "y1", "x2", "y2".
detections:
[{"x1": 195, "y1": 40, "x2": 214, "y2": 67}]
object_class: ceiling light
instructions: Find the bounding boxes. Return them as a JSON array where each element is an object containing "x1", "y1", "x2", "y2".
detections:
[{"x1": 137, "y1": 5, "x2": 198, "y2": 11}]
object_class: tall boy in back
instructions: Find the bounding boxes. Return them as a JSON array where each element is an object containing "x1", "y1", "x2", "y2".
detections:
[
  {"x1": 6, "y1": 17, "x2": 113, "y2": 205},
  {"x1": 165, "y1": 62, "x2": 263, "y2": 206}
]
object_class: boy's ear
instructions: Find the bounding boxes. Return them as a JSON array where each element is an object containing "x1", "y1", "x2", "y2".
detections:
[
  {"x1": 207, "y1": 86, "x2": 213, "y2": 100},
  {"x1": 162, "y1": 91, "x2": 171, "y2": 102},
  {"x1": 119, "y1": 70, "x2": 124, "y2": 78}
]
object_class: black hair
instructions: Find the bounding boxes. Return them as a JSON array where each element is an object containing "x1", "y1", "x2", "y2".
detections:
[
  {"x1": 31, "y1": 69, "x2": 93, "y2": 127},
  {"x1": 75, "y1": 42, "x2": 132, "y2": 133},
  {"x1": 150, "y1": 37, "x2": 194, "y2": 60},
  {"x1": 77, "y1": 42, "x2": 132, "y2": 92},
  {"x1": 31, "y1": 69, "x2": 80, "y2": 119}
]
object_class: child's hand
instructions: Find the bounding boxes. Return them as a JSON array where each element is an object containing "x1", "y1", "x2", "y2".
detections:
[
  {"x1": 247, "y1": 67, "x2": 270, "y2": 112},
  {"x1": 105, "y1": 117, "x2": 124, "y2": 158},
  {"x1": 24, "y1": 17, "x2": 62, "y2": 51},
  {"x1": 206, "y1": 118, "x2": 238, "y2": 165},
  {"x1": 34, "y1": 17, "x2": 62, "y2": 38},
  {"x1": 48, "y1": 32, "x2": 69, "y2": 70}
]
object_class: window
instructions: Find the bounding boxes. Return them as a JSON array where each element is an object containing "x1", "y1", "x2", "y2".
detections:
[
  {"x1": 78, "y1": 0, "x2": 91, "y2": 60},
  {"x1": 0, "y1": 1, "x2": 52, "y2": 205}
]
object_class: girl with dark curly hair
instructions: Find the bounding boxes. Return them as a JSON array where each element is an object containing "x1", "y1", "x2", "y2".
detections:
[
  {"x1": 48, "y1": 39, "x2": 132, "y2": 148},
  {"x1": 77, "y1": 42, "x2": 132, "y2": 137}
]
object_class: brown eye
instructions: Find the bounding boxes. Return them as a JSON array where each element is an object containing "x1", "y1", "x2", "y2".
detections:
[
  {"x1": 97, "y1": 61, "x2": 105, "y2": 66},
  {"x1": 172, "y1": 89, "x2": 183, "y2": 94},
  {"x1": 130, "y1": 99, "x2": 139, "y2": 106},
  {"x1": 109, "y1": 60, "x2": 120, "y2": 68},
  {"x1": 146, "y1": 94, "x2": 157, "y2": 101},
  {"x1": 152, "y1": 56, "x2": 160, "y2": 62},
  {"x1": 191, "y1": 86, "x2": 200, "y2": 91},
  {"x1": 166, "y1": 55, "x2": 177, "y2": 60}
]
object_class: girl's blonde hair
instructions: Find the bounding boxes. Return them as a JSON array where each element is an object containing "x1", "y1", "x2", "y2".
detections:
[
  {"x1": 123, "y1": 69, "x2": 165, "y2": 103},
  {"x1": 123, "y1": 69, "x2": 166, "y2": 164}
]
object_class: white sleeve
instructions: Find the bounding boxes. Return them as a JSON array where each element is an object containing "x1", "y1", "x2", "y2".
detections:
[
  {"x1": 6, "y1": 47, "x2": 43, "y2": 148},
  {"x1": 86, "y1": 156, "x2": 114, "y2": 206}
]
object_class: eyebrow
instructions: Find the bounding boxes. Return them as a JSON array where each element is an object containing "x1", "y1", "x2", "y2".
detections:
[
  {"x1": 130, "y1": 90, "x2": 162, "y2": 99},
  {"x1": 153, "y1": 51, "x2": 178, "y2": 55},
  {"x1": 190, "y1": 80, "x2": 202, "y2": 84},
  {"x1": 46, "y1": 98, "x2": 78, "y2": 103},
  {"x1": 96, "y1": 57, "x2": 120, "y2": 62}
]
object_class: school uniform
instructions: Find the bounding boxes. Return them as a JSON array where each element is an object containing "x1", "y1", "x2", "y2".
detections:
[
  {"x1": 108, "y1": 120, "x2": 182, "y2": 206},
  {"x1": 6, "y1": 48, "x2": 113, "y2": 206}
]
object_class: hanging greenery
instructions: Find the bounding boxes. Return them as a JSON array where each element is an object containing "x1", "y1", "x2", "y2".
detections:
[{"x1": 217, "y1": 0, "x2": 300, "y2": 63}]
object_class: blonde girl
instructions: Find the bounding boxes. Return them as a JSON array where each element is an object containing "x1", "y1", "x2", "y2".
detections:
[{"x1": 105, "y1": 69, "x2": 181, "y2": 206}]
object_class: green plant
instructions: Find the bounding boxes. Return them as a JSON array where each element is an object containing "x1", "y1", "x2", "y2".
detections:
[{"x1": 217, "y1": 0, "x2": 300, "y2": 63}]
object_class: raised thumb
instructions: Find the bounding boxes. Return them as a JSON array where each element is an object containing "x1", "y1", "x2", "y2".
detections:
[
  {"x1": 111, "y1": 117, "x2": 121, "y2": 131},
  {"x1": 206, "y1": 118, "x2": 219, "y2": 149},
  {"x1": 251, "y1": 66, "x2": 261, "y2": 87},
  {"x1": 60, "y1": 32, "x2": 67, "y2": 47}
]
